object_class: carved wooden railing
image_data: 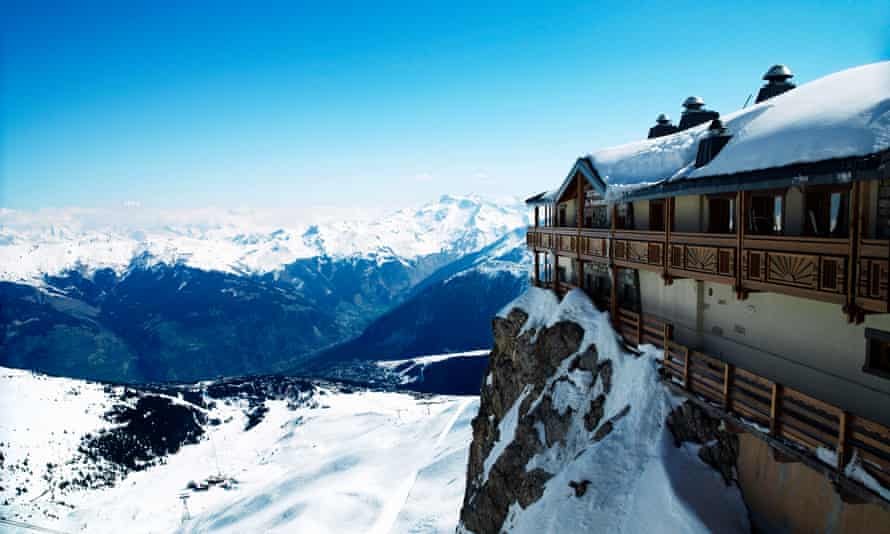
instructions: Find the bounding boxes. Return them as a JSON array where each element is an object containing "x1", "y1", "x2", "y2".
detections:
[
  {"x1": 527, "y1": 225, "x2": 890, "y2": 312},
  {"x1": 617, "y1": 307, "x2": 890, "y2": 499},
  {"x1": 858, "y1": 239, "x2": 890, "y2": 313},
  {"x1": 669, "y1": 232, "x2": 737, "y2": 283},
  {"x1": 742, "y1": 235, "x2": 849, "y2": 304},
  {"x1": 612, "y1": 230, "x2": 665, "y2": 268},
  {"x1": 579, "y1": 228, "x2": 610, "y2": 259}
]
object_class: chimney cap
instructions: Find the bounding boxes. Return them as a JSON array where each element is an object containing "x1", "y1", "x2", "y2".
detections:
[
  {"x1": 656, "y1": 113, "x2": 671, "y2": 124},
  {"x1": 763, "y1": 64, "x2": 794, "y2": 82},
  {"x1": 683, "y1": 96, "x2": 705, "y2": 110}
]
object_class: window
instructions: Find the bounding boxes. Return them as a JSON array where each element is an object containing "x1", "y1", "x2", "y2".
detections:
[
  {"x1": 864, "y1": 328, "x2": 890, "y2": 379},
  {"x1": 617, "y1": 203, "x2": 634, "y2": 229},
  {"x1": 708, "y1": 196, "x2": 735, "y2": 234},
  {"x1": 649, "y1": 200, "x2": 665, "y2": 231},
  {"x1": 583, "y1": 262, "x2": 611, "y2": 309},
  {"x1": 805, "y1": 188, "x2": 849, "y2": 237},
  {"x1": 586, "y1": 205, "x2": 608, "y2": 229},
  {"x1": 558, "y1": 204, "x2": 568, "y2": 227},
  {"x1": 749, "y1": 193, "x2": 783, "y2": 235}
]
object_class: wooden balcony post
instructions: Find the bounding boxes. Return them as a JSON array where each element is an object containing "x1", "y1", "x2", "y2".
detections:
[
  {"x1": 735, "y1": 191, "x2": 746, "y2": 299},
  {"x1": 534, "y1": 251, "x2": 540, "y2": 286},
  {"x1": 663, "y1": 322, "x2": 673, "y2": 351},
  {"x1": 723, "y1": 363, "x2": 733, "y2": 411},
  {"x1": 577, "y1": 173, "x2": 584, "y2": 229},
  {"x1": 610, "y1": 266, "x2": 619, "y2": 327},
  {"x1": 838, "y1": 410, "x2": 850, "y2": 471},
  {"x1": 664, "y1": 197, "x2": 673, "y2": 284},
  {"x1": 846, "y1": 181, "x2": 862, "y2": 322},
  {"x1": 770, "y1": 383, "x2": 782, "y2": 436},
  {"x1": 534, "y1": 206, "x2": 539, "y2": 227},
  {"x1": 553, "y1": 253, "x2": 561, "y2": 292},
  {"x1": 682, "y1": 346, "x2": 690, "y2": 390}
]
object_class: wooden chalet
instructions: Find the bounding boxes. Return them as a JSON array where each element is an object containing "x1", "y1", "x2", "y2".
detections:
[{"x1": 525, "y1": 62, "x2": 890, "y2": 522}]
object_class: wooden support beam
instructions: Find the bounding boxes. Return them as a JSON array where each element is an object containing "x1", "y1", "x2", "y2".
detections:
[
  {"x1": 663, "y1": 322, "x2": 673, "y2": 351},
  {"x1": 553, "y1": 253, "x2": 561, "y2": 294},
  {"x1": 533, "y1": 251, "x2": 540, "y2": 286},
  {"x1": 838, "y1": 411, "x2": 850, "y2": 471},
  {"x1": 664, "y1": 197, "x2": 673, "y2": 284},
  {"x1": 846, "y1": 180, "x2": 862, "y2": 322},
  {"x1": 735, "y1": 190, "x2": 746, "y2": 299},
  {"x1": 682, "y1": 346, "x2": 690, "y2": 390},
  {"x1": 723, "y1": 363, "x2": 733, "y2": 412},
  {"x1": 770, "y1": 383, "x2": 782, "y2": 436},
  {"x1": 610, "y1": 265, "x2": 619, "y2": 327}
]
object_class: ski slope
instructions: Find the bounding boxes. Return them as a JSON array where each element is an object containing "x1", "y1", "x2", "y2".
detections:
[{"x1": 0, "y1": 368, "x2": 478, "y2": 534}]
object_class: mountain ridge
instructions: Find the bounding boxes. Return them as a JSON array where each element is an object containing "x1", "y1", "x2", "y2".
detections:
[{"x1": 1, "y1": 195, "x2": 529, "y2": 383}]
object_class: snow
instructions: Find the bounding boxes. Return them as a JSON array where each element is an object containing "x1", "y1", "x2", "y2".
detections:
[
  {"x1": 816, "y1": 446, "x2": 838, "y2": 467},
  {"x1": 482, "y1": 385, "x2": 532, "y2": 483},
  {"x1": 377, "y1": 350, "x2": 491, "y2": 370},
  {"x1": 587, "y1": 61, "x2": 890, "y2": 195},
  {"x1": 377, "y1": 350, "x2": 491, "y2": 386},
  {"x1": 0, "y1": 194, "x2": 527, "y2": 285},
  {"x1": 496, "y1": 286, "x2": 561, "y2": 332},
  {"x1": 483, "y1": 289, "x2": 750, "y2": 534},
  {"x1": 844, "y1": 452, "x2": 890, "y2": 502},
  {"x1": 695, "y1": 61, "x2": 890, "y2": 178},
  {"x1": 0, "y1": 368, "x2": 479, "y2": 533},
  {"x1": 588, "y1": 126, "x2": 707, "y2": 194},
  {"x1": 0, "y1": 368, "x2": 115, "y2": 513}
]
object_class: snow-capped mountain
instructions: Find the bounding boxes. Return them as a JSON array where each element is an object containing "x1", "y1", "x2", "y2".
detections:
[
  {"x1": 0, "y1": 366, "x2": 477, "y2": 533},
  {"x1": 0, "y1": 195, "x2": 529, "y2": 383},
  {"x1": 0, "y1": 195, "x2": 526, "y2": 284}
]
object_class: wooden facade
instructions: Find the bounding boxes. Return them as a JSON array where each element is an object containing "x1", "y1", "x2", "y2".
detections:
[
  {"x1": 525, "y1": 151, "x2": 890, "y2": 506},
  {"x1": 528, "y1": 177, "x2": 890, "y2": 321}
]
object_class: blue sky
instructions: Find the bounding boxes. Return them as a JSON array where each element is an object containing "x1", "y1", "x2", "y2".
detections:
[{"x1": 2, "y1": 1, "x2": 888, "y2": 211}]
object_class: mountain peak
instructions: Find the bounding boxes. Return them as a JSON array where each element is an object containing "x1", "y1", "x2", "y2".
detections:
[{"x1": 0, "y1": 195, "x2": 528, "y2": 283}]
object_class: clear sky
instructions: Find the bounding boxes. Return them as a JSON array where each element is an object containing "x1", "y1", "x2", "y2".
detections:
[{"x1": 2, "y1": 1, "x2": 888, "y2": 211}]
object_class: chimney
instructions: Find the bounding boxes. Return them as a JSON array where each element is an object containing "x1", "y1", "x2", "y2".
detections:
[
  {"x1": 648, "y1": 113, "x2": 679, "y2": 139},
  {"x1": 677, "y1": 96, "x2": 720, "y2": 131},
  {"x1": 755, "y1": 64, "x2": 795, "y2": 103},
  {"x1": 694, "y1": 119, "x2": 732, "y2": 168}
]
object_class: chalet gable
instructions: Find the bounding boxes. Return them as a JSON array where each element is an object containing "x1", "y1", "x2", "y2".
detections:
[{"x1": 552, "y1": 157, "x2": 607, "y2": 205}]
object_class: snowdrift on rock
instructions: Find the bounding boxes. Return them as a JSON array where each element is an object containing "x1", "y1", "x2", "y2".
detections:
[{"x1": 459, "y1": 288, "x2": 750, "y2": 533}]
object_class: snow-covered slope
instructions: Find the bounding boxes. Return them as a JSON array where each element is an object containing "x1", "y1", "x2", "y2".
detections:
[
  {"x1": 0, "y1": 195, "x2": 526, "y2": 284},
  {"x1": 0, "y1": 366, "x2": 478, "y2": 534}
]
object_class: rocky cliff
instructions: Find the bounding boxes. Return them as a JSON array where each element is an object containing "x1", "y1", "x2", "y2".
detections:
[{"x1": 457, "y1": 288, "x2": 750, "y2": 534}]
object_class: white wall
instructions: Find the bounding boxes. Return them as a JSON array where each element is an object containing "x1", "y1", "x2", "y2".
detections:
[
  {"x1": 674, "y1": 195, "x2": 702, "y2": 232},
  {"x1": 639, "y1": 270, "x2": 890, "y2": 426},
  {"x1": 559, "y1": 199, "x2": 577, "y2": 227},
  {"x1": 633, "y1": 200, "x2": 650, "y2": 230}
]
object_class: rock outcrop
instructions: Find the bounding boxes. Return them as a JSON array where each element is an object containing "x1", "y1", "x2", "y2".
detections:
[
  {"x1": 457, "y1": 288, "x2": 751, "y2": 534},
  {"x1": 666, "y1": 401, "x2": 740, "y2": 485},
  {"x1": 459, "y1": 301, "x2": 624, "y2": 533}
]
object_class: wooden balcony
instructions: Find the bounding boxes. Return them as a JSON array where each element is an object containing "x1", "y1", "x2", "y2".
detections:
[
  {"x1": 526, "y1": 224, "x2": 890, "y2": 315},
  {"x1": 617, "y1": 307, "x2": 890, "y2": 504}
]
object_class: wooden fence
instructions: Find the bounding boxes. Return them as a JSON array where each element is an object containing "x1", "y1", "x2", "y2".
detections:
[{"x1": 617, "y1": 307, "x2": 890, "y2": 495}]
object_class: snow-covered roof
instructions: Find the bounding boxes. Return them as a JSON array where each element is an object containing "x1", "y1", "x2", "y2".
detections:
[
  {"x1": 587, "y1": 61, "x2": 890, "y2": 198},
  {"x1": 525, "y1": 190, "x2": 557, "y2": 205}
]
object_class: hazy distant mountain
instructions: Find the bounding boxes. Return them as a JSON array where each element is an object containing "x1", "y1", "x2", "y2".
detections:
[
  {"x1": 0, "y1": 196, "x2": 528, "y2": 382},
  {"x1": 0, "y1": 194, "x2": 524, "y2": 282}
]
